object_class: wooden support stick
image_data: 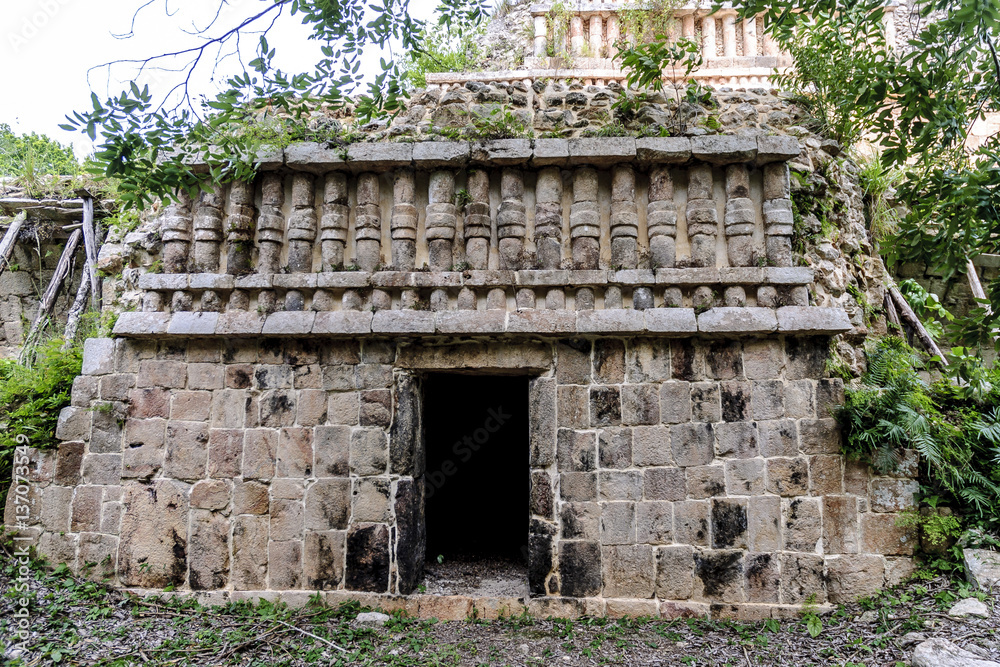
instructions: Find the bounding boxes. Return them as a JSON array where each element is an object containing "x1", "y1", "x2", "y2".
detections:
[
  {"x1": 967, "y1": 257, "x2": 989, "y2": 303},
  {"x1": 884, "y1": 291, "x2": 901, "y2": 329},
  {"x1": 81, "y1": 196, "x2": 101, "y2": 308},
  {"x1": 889, "y1": 286, "x2": 948, "y2": 365},
  {"x1": 21, "y1": 229, "x2": 82, "y2": 358},
  {"x1": 0, "y1": 211, "x2": 26, "y2": 275},
  {"x1": 62, "y1": 263, "x2": 91, "y2": 349}
]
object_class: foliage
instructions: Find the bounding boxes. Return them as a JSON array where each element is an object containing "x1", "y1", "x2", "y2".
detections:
[
  {"x1": 546, "y1": 0, "x2": 573, "y2": 60},
  {"x1": 401, "y1": 7, "x2": 486, "y2": 88},
  {"x1": 0, "y1": 123, "x2": 79, "y2": 178},
  {"x1": 467, "y1": 106, "x2": 532, "y2": 140},
  {"x1": 0, "y1": 337, "x2": 83, "y2": 509},
  {"x1": 739, "y1": 0, "x2": 1000, "y2": 346},
  {"x1": 898, "y1": 279, "x2": 954, "y2": 342},
  {"x1": 837, "y1": 337, "x2": 1000, "y2": 543},
  {"x1": 618, "y1": 0, "x2": 682, "y2": 47},
  {"x1": 61, "y1": 0, "x2": 488, "y2": 211},
  {"x1": 856, "y1": 153, "x2": 903, "y2": 243}
]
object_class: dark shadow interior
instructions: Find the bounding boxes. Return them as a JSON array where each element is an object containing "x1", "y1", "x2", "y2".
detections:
[{"x1": 423, "y1": 374, "x2": 529, "y2": 564}]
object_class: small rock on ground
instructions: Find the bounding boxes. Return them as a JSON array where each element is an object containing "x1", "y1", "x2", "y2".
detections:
[
  {"x1": 966, "y1": 549, "x2": 1000, "y2": 591},
  {"x1": 356, "y1": 611, "x2": 390, "y2": 625},
  {"x1": 947, "y1": 597, "x2": 990, "y2": 618},
  {"x1": 913, "y1": 638, "x2": 1000, "y2": 667}
]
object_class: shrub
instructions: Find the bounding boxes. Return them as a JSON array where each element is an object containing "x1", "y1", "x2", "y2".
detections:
[
  {"x1": 0, "y1": 338, "x2": 82, "y2": 508},
  {"x1": 838, "y1": 337, "x2": 1000, "y2": 549}
]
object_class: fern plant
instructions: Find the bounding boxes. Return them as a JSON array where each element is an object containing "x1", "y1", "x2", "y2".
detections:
[{"x1": 838, "y1": 337, "x2": 1000, "y2": 541}]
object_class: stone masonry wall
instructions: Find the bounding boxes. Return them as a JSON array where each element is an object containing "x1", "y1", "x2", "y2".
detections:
[{"x1": 7, "y1": 332, "x2": 919, "y2": 619}]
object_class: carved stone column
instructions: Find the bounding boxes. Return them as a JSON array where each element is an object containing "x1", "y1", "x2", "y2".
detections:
[
  {"x1": 498, "y1": 169, "x2": 526, "y2": 270},
  {"x1": 721, "y1": 10, "x2": 738, "y2": 58},
  {"x1": 610, "y1": 165, "x2": 638, "y2": 269},
  {"x1": 391, "y1": 169, "x2": 417, "y2": 270},
  {"x1": 606, "y1": 15, "x2": 620, "y2": 59},
  {"x1": 320, "y1": 173, "x2": 349, "y2": 271},
  {"x1": 534, "y1": 15, "x2": 547, "y2": 57},
  {"x1": 570, "y1": 167, "x2": 600, "y2": 270},
  {"x1": 426, "y1": 170, "x2": 457, "y2": 270},
  {"x1": 686, "y1": 164, "x2": 718, "y2": 268},
  {"x1": 464, "y1": 169, "x2": 491, "y2": 270},
  {"x1": 647, "y1": 167, "x2": 677, "y2": 269},
  {"x1": 355, "y1": 173, "x2": 382, "y2": 272},
  {"x1": 724, "y1": 164, "x2": 754, "y2": 267},
  {"x1": 742, "y1": 17, "x2": 758, "y2": 57},
  {"x1": 534, "y1": 167, "x2": 563, "y2": 270},
  {"x1": 286, "y1": 174, "x2": 316, "y2": 273},
  {"x1": 570, "y1": 16, "x2": 584, "y2": 55},
  {"x1": 701, "y1": 14, "x2": 717, "y2": 60},
  {"x1": 161, "y1": 191, "x2": 193, "y2": 274},
  {"x1": 225, "y1": 182, "x2": 255, "y2": 278},
  {"x1": 258, "y1": 174, "x2": 285, "y2": 274},
  {"x1": 589, "y1": 15, "x2": 603, "y2": 57},
  {"x1": 193, "y1": 186, "x2": 224, "y2": 273},
  {"x1": 763, "y1": 163, "x2": 794, "y2": 267}
]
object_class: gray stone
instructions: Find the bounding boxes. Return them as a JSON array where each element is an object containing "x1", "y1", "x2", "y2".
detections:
[
  {"x1": 346, "y1": 142, "x2": 413, "y2": 169},
  {"x1": 113, "y1": 312, "x2": 170, "y2": 337},
  {"x1": 698, "y1": 307, "x2": 778, "y2": 334},
  {"x1": 81, "y1": 338, "x2": 115, "y2": 375},
  {"x1": 965, "y1": 549, "x2": 1000, "y2": 591},
  {"x1": 947, "y1": 598, "x2": 989, "y2": 618},
  {"x1": 635, "y1": 137, "x2": 692, "y2": 163},
  {"x1": 645, "y1": 308, "x2": 698, "y2": 333},
  {"x1": 262, "y1": 311, "x2": 316, "y2": 335},
  {"x1": 356, "y1": 611, "x2": 391, "y2": 625},
  {"x1": 313, "y1": 311, "x2": 373, "y2": 335},
  {"x1": 691, "y1": 135, "x2": 757, "y2": 164},
  {"x1": 776, "y1": 306, "x2": 852, "y2": 333},
  {"x1": 755, "y1": 135, "x2": 801, "y2": 164},
  {"x1": 568, "y1": 137, "x2": 636, "y2": 165},
  {"x1": 912, "y1": 638, "x2": 1000, "y2": 667}
]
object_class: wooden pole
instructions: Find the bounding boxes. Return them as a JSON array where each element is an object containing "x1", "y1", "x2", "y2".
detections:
[
  {"x1": 62, "y1": 263, "x2": 91, "y2": 349},
  {"x1": 0, "y1": 211, "x2": 26, "y2": 275},
  {"x1": 884, "y1": 291, "x2": 901, "y2": 329},
  {"x1": 80, "y1": 196, "x2": 100, "y2": 308},
  {"x1": 21, "y1": 229, "x2": 82, "y2": 360},
  {"x1": 889, "y1": 286, "x2": 949, "y2": 365}
]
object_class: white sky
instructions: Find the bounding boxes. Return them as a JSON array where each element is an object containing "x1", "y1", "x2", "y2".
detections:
[{"x1": 1, "y1": 0, "x2": 441, "y2": 159}]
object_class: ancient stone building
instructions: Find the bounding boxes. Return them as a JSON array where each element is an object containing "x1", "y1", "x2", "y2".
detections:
[{"x1": 6, "y1": 2, "x2": 924, "y2": 620}]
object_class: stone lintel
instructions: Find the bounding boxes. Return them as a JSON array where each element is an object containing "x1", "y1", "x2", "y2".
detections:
[{"x1": 775, "y1": 306, "x2": 852, "y2": 334}]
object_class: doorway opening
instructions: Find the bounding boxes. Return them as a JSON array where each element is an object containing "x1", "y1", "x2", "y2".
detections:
[{"x1": 421, "y1": 373, "x2": 529, "y2": 597}]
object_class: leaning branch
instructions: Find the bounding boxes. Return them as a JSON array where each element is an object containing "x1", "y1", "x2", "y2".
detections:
[{"x1": 889, "y1": 285, "x2": 949, "y2": 365}]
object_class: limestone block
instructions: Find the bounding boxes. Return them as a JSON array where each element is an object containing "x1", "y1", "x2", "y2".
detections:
[
  {"x1": 412, "y1": 141, "x2": 469, "y2": 167},
  {"x1": 765, "y1": 456, "x2": 809, "y2": 496},
  {"x1": 693, "y1": 549, "x2": 745, "y2": 602},
  {"x1": 776, "y1": 306, "x2": 852, "y2": 334},
  {"x1": 232, "y1": 515, "x2": 269, "y2": 589},
  {"x1": 644, "y1": 308, "x2": 698, "y2": 333},
  {"x1": 780, "y1": 553, "x2": 826, "y2": 604},
  {"x1": 964, "y1": 549, "x2": 1000, "y2": 591},
  {"x1": 568, "y1": 137, "x2": 636, "y2": 165},
  {"x1": 559, "y1": 540, "x2": 602, "y2": 597},
  {"x1": 870, "y1": 478, "x2": 919, "y2": 513},
  {"x1": 603, "y1": 544, "x2": 654, "y2": 598},
  {"x1": 745, "y1": 553, "x2": 780, "y2": 603},
  {"x1": 119, "y1": 480, "x2": 189, "y2": 587},
  {"x1": 304, "y1": 530, "x2": 346, "y2": 589},
  {"x1": 81, "y1": 338, "x2": 115, "y2": 375},
  {"x1": 190, "y1": 510, "x2": 230, "y2": 590},
  {"x1": 268, "y1": 539, "x2": 303, "y2": 590},
  {"x1": 783, "y1": 497, "x2": 822, "y2": 553},
  {"x1": 691, "y1": 135, "x2": 757, "y2": 164},
  {"x1": 345, "y1": 142, "x2": 413, "y2": 170},
  {"x1": 674, "y1": 500, "x2": 711, "y2": 547},
  {"x1": 635, "y1": 137, "x2": 692, "y2": 163},
  {"x1": 345, "y1": 523, "x2": 391, "y2": 592},
  {"x1": 698, "y1": 307, "x2": 778, "y2": 334},
  {"x1": 748, "y1": 496, "x2": 782, "y2": 552},
  {"x1": 912, "y1": 638, "x2": 1000, "y2": 667}
]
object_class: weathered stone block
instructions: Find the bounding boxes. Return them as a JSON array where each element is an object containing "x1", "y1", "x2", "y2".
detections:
[
  {"x1": 685, "y1": 465, "x2": 726, "y2": 499},
  {"x1": 809, "y1": 454, "x2": 843, "y2": 495},
  {"x1": 276, "y1": 427, "x2": 313, "y2": 478},
  {"x1": 314, "y1": 425, "x2": 350, "y2": 477},
  {"x1": 243, "y1": 428, "x2": 278, "y2": 480},
  {"x1": 869, "y1": 478, "x2": 919, "y2": 513},
  {"x1": 304, "y1": 530, "x2": 346, "y2": 589},
  {"x1": 670, "y1": 422, "x2": 714, "y2": 467},
  {"x1": 190, "y1": 510, "x2": 230, "y2": 589},
  {"x1": 693, "y1": 550, "x2": 744, "y2": 602},
  {"x1": 561, "y1": 472, "x2": 597, "y2": 501},
  {"x1": 659, "y1": 382, "x2": 691, "y2": 424},
  {"x1": 119, "y1": 480, "x2": 188, "y2": 587},
  {"x1": 352, "y1": 477, "x2": 392, "y2": 523},
  {"x1": 690, "y1": 382, "x2": 720, "y2": 422},
  {"x1": 77, "y1": 533, "x2": 116, "y2": 582},
  {"x1": 327, "y1": 391, "x2": 360, "y2": 425},
  {"x1": 766, "y1": 457, "x2": 809, "y2": 497},
  {"x1": 636, "y1": 501, "x2": 673, "y2": 544},
  {"x1": 82, "y1": 453, "x2": 121, "y2": 485},
  {"x1": 82, "y1": 338, "x2": 116, "y2": 375},
  {"x1": 780, "y1": 553, "x2": 825, "y2": 604},
  {"x1": 720, "y1": 381, "x2": 751, "y2": 422},
  {"x1": 191, "y1": 479, "x2": 229, "y2": 510},
  {"x1": 758, "y1": 420, "x2": 799, "y2": 457},
  {"x1": 725, "y1": 459, "x2": 765, "y2": 496},
  {"x1": 557, "y1": 429, "x2": 597, "y2": 472},
  {"x1": 305, "y1": 478, "x2": 351, "y2": 530},
  {"x1": 345, "y1": 523, "x2": 391, "y2": 593},
  {"x1": 783, "y1": 497, "x2": 822, "y2": 553},
  {"x1": 603, "y1": 544, "x2": 654, "y2": 598},
  {"x1": 268, "y1": 540, "x2": 303, "y2": 590},
  {"x1": 270, "y1": 498, "x2": 304, "y2": 541},
  {"x1": 743, "y1": 339, "x2": 784, "y2": 380},
  {"x1": 632, "y1": 425, "x2": 672, "y2": 467},
  {"x1": 626, "y1": 340, "x2": 672, "y2": 383},
  {"x1": 674, "y1": 500, "x2": 711, "y2": 547},
  {"x1": 232, "y1": 515, "x2": 268, "y2": 589},
  {"x1": 748, "y1": 495, "x2": 782, "y2": 552},
  {"x1": 823, "y1": 495, "x2": 859, "y2": 554},
  {"x1": 163, "y1": 421, "x2": 209, "y2": 480},
  {"x1": 558, "y1": 385, "x2": 589, "y2": 428},
  {"x1": 598, "y1": 428, "x2": 632, "y2": 469},
  {"x1": 715, "y1": 421, "x2": 758, "y2": 458},
  {"x1": 799, "y1": 418, "x2": 841, "y2": 454},
  {"x1": 233, "y1": 480, "x2": 269, "y2": 515},
  {"x1": 530, "y1": 377, "x2": 557, "y2": 467},
  {"x1": 350, "y1": 428, "x2": 388, "y2": 476},
  {"x1": 559, "y1": 541, "x2": 602, "y2": 597},
  {"x1": 861, "y1": 513, "x2": 916, "y2": 555},
  {"x1": 601, "y1": 501, "x2": 635, "y2": 544},
  {"x1": 556, "y1": 340, "x2": 592, "y2": 385},
  {"x1": 644, "y1": 466, "x2": 686, "y2": 501},
  {"x1": 744, "y1": 553, "x2": 780, "y2": 603}
]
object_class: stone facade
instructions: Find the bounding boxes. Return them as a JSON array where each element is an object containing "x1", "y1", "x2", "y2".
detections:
[{"x1": 5, "y1": 134, "x2": 920, "y2": 619}]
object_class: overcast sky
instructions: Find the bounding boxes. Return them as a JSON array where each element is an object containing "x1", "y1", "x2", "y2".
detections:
[{"x1": 1, "y1": 0, "x2": 440, "y2": 158}]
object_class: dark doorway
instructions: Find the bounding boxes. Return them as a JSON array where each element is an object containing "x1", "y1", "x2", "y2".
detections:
[{"x1": 422, "y1": 374, "x2": 529, "y2": 592}]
